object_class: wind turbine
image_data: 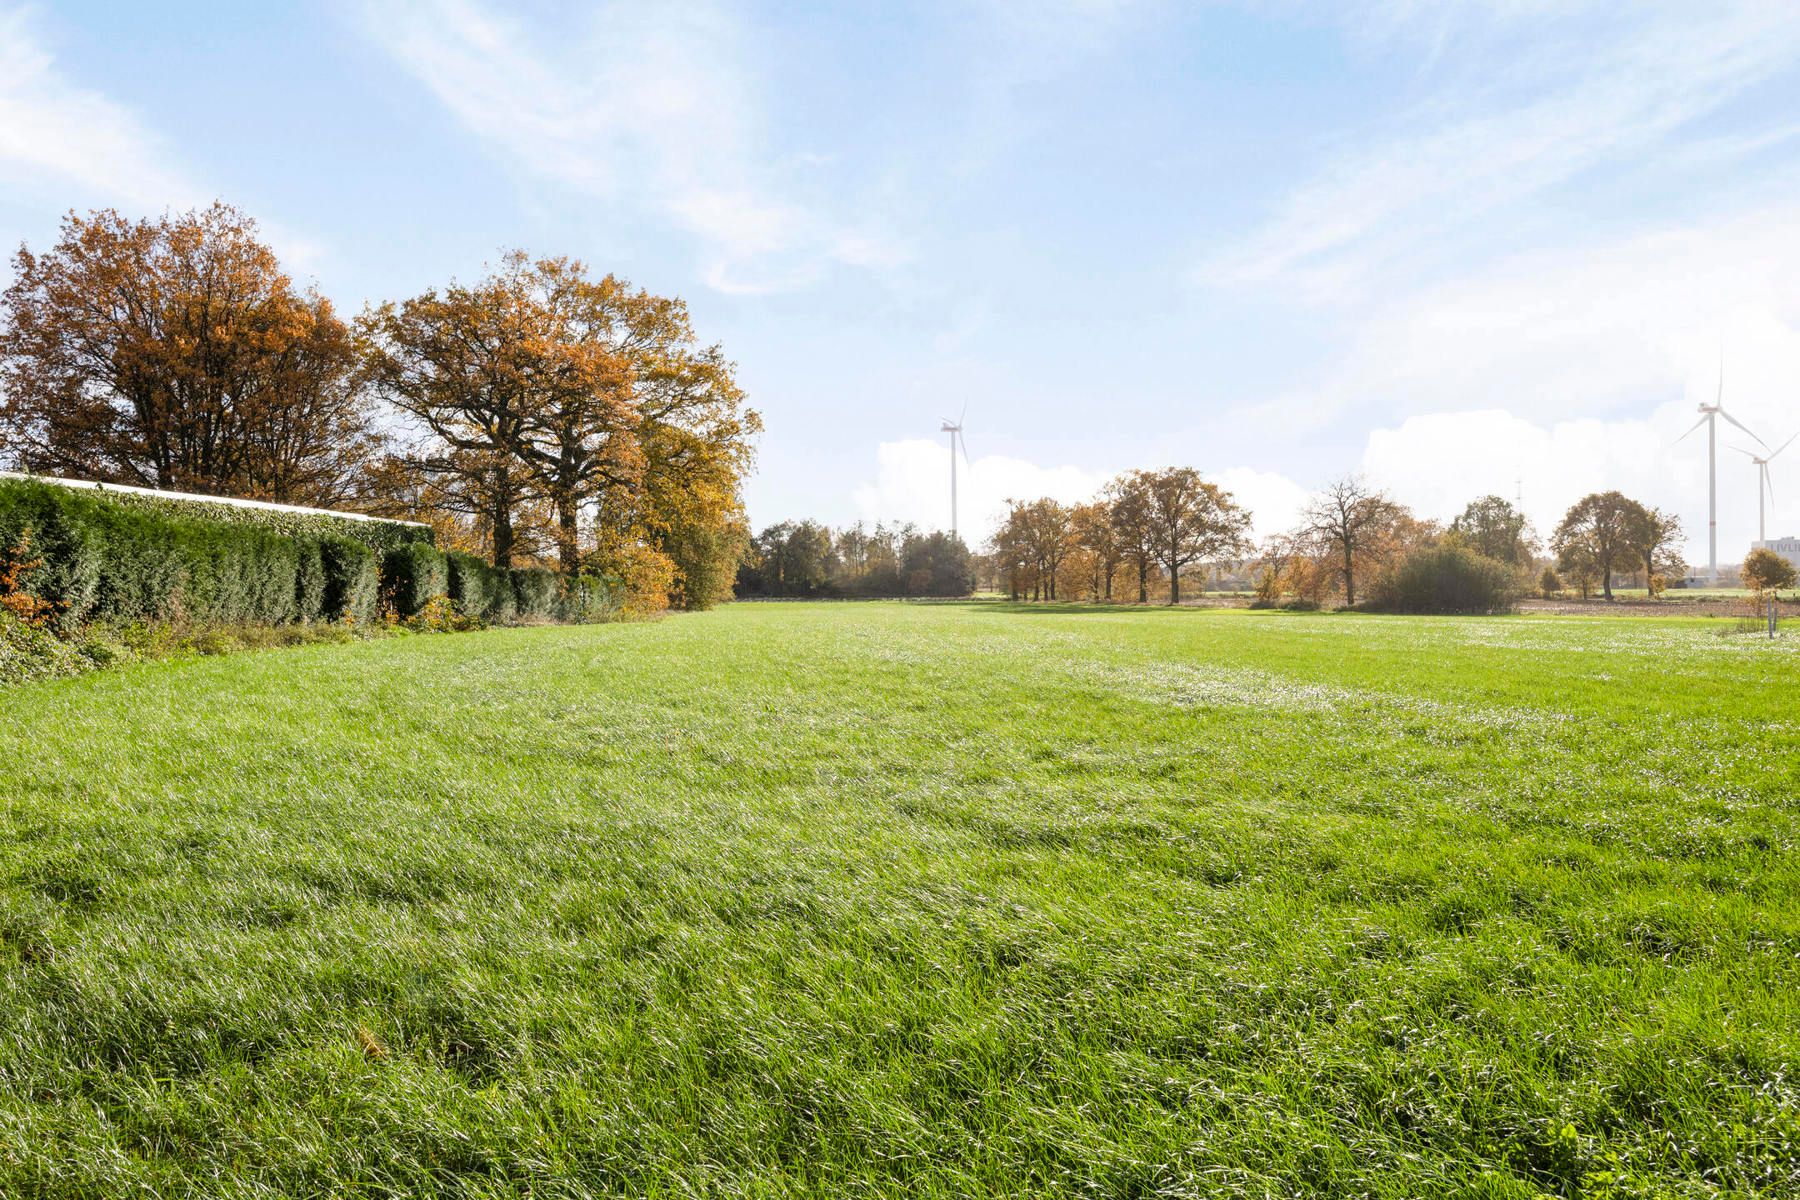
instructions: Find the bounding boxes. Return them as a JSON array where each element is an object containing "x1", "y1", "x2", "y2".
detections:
[
  {"x1": 940, "y1": 407, "x2": 969, "y2": 539},
  {"x1": 1731, "y1": 434, "x2": 1796, "y2": 545},
  {"x1": 1678, "y1": 358, "x2": 1767, "y2": 581}
]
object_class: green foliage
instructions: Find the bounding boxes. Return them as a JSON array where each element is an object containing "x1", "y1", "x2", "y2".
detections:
[
  {"x1": 0, "y1": 477, "x2": 303, "y2": 628},
  {"x1": 380, "y1": 543, "x2": 449, "y2": 618},
  {"x1": 1538, "y1": 565, "x2": 1562, "y2": 599},
  {"x1": 1366, "y1": 542, "x2": 1521, "y2": 614},
  {"x1": 0, "y1": 480, "x2": 105, "y2": 630},
  {"x1": 1742, "y1": 546, "x2": 1797, "y2": 594},
  {"x1": 0, "y1": 610, "x2": 91, "y2": 684},
  {"x1": 294, "y1": 539, "x2": 327, "y2": 622},
  {"x1": 92, "y1": 482, "x2": 432, "y2": 553},
  {"x1": 318, "y1": 536, "x2": 378, "y2": 624},
  {"x1": 1448, "y1": 495, "x2": 1536, "y2": 565},
  {"x1": 2, "y1": 610, "x2": 378, "y2": 686},
  {"x1": 445, "y1": 551, "x2": 517, "y2": 622},
  {"x1": 557, "y1": 574, "x2": 622, "y2": 623},
  {"x1": 901, "y1": 530, "x2": 976, "y2": 597},
  {"x1": 511, "y1": 566, "x2": 560, "y2": 619},
  {"x1": 660, "y1": 516, "x2": 746, "y2": 611},
  {"x1": 738, "y1": 521, "x2": 975, "y2": 598},
  {"x1": 0, "y1": 603, "x2": 1794, "y2": 1194}
]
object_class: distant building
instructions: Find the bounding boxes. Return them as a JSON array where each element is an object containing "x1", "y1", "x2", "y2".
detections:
[{"x1": 1754, "y1": 536, "x2": 1800, "y2": 572}]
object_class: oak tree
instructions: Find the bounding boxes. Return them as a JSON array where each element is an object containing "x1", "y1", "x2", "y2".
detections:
[
  {"x1": 1301, "y1": 475, "x2": 1405, "y2": 607},
  {"x1": 1106, "y1": 472, "x2": 1158, "y2": 603},
  {"x1": 1552, "y1": 491, "x2": 1645, "y2": 601},
  {"x1": 0, "y1": 204, "x2": 372, "y2": 503},
  {"x1": 1138, "y1": 467, "x2": 1251, "y2": 605}
]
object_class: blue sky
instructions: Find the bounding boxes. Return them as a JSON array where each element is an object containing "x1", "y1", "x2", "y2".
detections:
[{"x1": 7, "y1": 2, "x2": 1800, "y2": 562}]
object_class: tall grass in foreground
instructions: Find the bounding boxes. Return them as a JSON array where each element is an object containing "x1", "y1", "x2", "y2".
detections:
[{"x1": 0, "y1": 604, "x2": 1796, "y2": 1197}]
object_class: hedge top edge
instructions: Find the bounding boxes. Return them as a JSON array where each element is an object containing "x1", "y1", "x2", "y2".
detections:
[{"x1": 0, "y1": 471, "x2": 430, "y2": 529}]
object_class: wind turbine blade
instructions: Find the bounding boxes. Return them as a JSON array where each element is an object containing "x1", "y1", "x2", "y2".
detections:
[
  {"x1": 1716, "y1": 407, "x2": 1770, "y2": 448},
  {"x1": 958, "y1": 401, "x2": 968, "y2": 426},
  {"x1": 1676, "y1": 414, "x2": 1709, "y2": 443},
  {"x1": 1728, "y1": 445, "x2": 1758, "y2": 459},
  {"x1": 960, "y1": 431, "x2": 971, "y2": 467},
  {"x1": 1766, "y1": 466, "x2": 1775, "y2": 504},
  {"x1": 1771, "y1": 433, "x2": 1798, "y2": 460}
]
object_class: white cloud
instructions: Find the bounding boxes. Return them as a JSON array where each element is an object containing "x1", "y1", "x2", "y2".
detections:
[
  {"x1": 1213, "y1": 467, "x2": 1311, "y2": 542},
  {"x1": 1201, "y1": 4, "x2": 1800, "y2": 300},
  {"x1": 852, "y1": 439, "x2": 1109, "y2": 540},
  {"x1": 1248, "y1": 191, "x2": 1800, "y2": 450},
  {"x1": 0, "y1": 6, "x2": 197, "y2": 210},
  {"x1": 356, "y1": 0, "x2": 904, "y2": 293}
]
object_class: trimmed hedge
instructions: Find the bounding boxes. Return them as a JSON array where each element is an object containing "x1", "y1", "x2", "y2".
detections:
[
  {"x1": 318, "y1": 536, "x2": 378, "y2": 624},
  {"x1": 446, "y1": 551, "x2": 516, "y2": 622},
  {"x1": 0, "y1": 479, "x2": 302, "y2": 630},
  {"x1": 77, "y1": 480, "x2": 431, "y2": 553},
  {"x1": 381, "y1": 543, "x2": 449, "y2": 618},
  {"x1": 1, "y1": 478, "x2": 630, "y2": 644},
  {"x1": 511, "y1": 567, "x2": 561, "y2": 620},
  {"x1": 296, "y1": 539, "x2": 327, "y2": 622}
]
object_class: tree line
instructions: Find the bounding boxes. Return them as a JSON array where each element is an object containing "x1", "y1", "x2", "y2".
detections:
[
  {"x1": 0, "y1": 204, "x2": 758, "y2": 612},
  {"x1": 980, "y1": 468, "x2": 1695, "y2": 611},
  {"x1": 734, "y1": 521, "x2": 975, "y2": 598},
  {"x1": 1258, "y1": 481, "x2": 1687, "y2": 608},
  {"x1": 988, "y1": 467, "x2": 1252, "y2": 604}
]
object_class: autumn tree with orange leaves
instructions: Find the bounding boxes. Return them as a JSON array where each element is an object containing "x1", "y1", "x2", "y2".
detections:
[
  {"x1": 0, "y1": 204, "x2": 375, "y2": 505},
  {"x1": 362, "y1": 252, "x2": 757, "y2": 601}
]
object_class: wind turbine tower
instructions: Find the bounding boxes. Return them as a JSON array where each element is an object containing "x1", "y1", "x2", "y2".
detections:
[
  {"x1": 1732, "y1": 434, "x2": 1796, "y2": 545},
  {"x1": 1679, "y1": 360, "x2": 1765, "y2": 581},
  {"x1": 940, "y1": 409, "x2": 968, "y2": 539}
]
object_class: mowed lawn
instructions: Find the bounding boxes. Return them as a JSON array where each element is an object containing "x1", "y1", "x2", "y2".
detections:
[{"x1": 2, "y1": 603, "x2": 1798, "y2": 1198}]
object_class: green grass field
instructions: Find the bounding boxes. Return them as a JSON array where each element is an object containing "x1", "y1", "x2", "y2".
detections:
[{"x1": 2, "y1": 603, "x2": 1797, "y2": 1197}]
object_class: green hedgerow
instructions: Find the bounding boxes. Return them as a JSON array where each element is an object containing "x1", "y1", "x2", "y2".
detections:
[
  {"x1": 382, "y1": 543, "x2": 449, "y2": 619},
  {"x1": 511, "y1": 567, "x2": 560, "y2": 620},
  {"x1": 319, "y1": 536, "x2": 378, "y2": 625},
  {"x1": 446, "y1": 551, "x2": 517, "y2": 623}
]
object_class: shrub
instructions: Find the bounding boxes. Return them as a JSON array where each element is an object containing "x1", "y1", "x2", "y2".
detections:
[
  {"x1": 1367, "y1": 543, "x2": 1520, "y2": 614},
  {"x1": 0, "y1": 611, "x2": 91, "y2": 685},
  {"x1": 0, "y1": 530, "x2": 59, "y2": 628},
  {"x1": 0, "y1": 480, "x2": 106, "y2": 631},
  {"x1": 381, "y1": 543, "x2": 449, "y2": 618},
  {"x1": 319, "y1": 536, "x2": 378, "y2": 624},
  {"x1": 446, "y1": 551, "x2": 516, "y2": 622},
  {"x1": 589, "y1": 541, "x2": 676, "y2": 617},
  {"x1": 511, "y1": 567, "x2": 561, "y2": 620},
  {"x1": 1538, "y1": 566, "x2": 1561, "y2": 599}
]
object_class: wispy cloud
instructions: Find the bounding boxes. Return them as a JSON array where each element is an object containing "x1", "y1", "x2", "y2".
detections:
[
  {"x1": 355, "y1": 0, "x2": 905, "y2": 294},
  {"x1": 0, "y1": 5, "x2": 197, "y2": 210},
  {"x1": 1201, "y1": 3, "x2": 1800, "y2": 300}
]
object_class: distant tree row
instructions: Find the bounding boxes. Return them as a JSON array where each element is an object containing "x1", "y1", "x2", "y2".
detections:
[
  {"x1": 735, "y1": 521, "x2": 975, "y2": 598},
  {"x1": 1256, "y1": 478, "x2": 1686, "y2": 610},
  {"x1": 978, "y1": 465, "x2": 1695, "y2": 613},
  {"x1": 0, "y1": 204, "x2": 759, "y2": 611},
  {"x1": 987, "y1": 467, "x2": 1253, "y2": 604}
]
